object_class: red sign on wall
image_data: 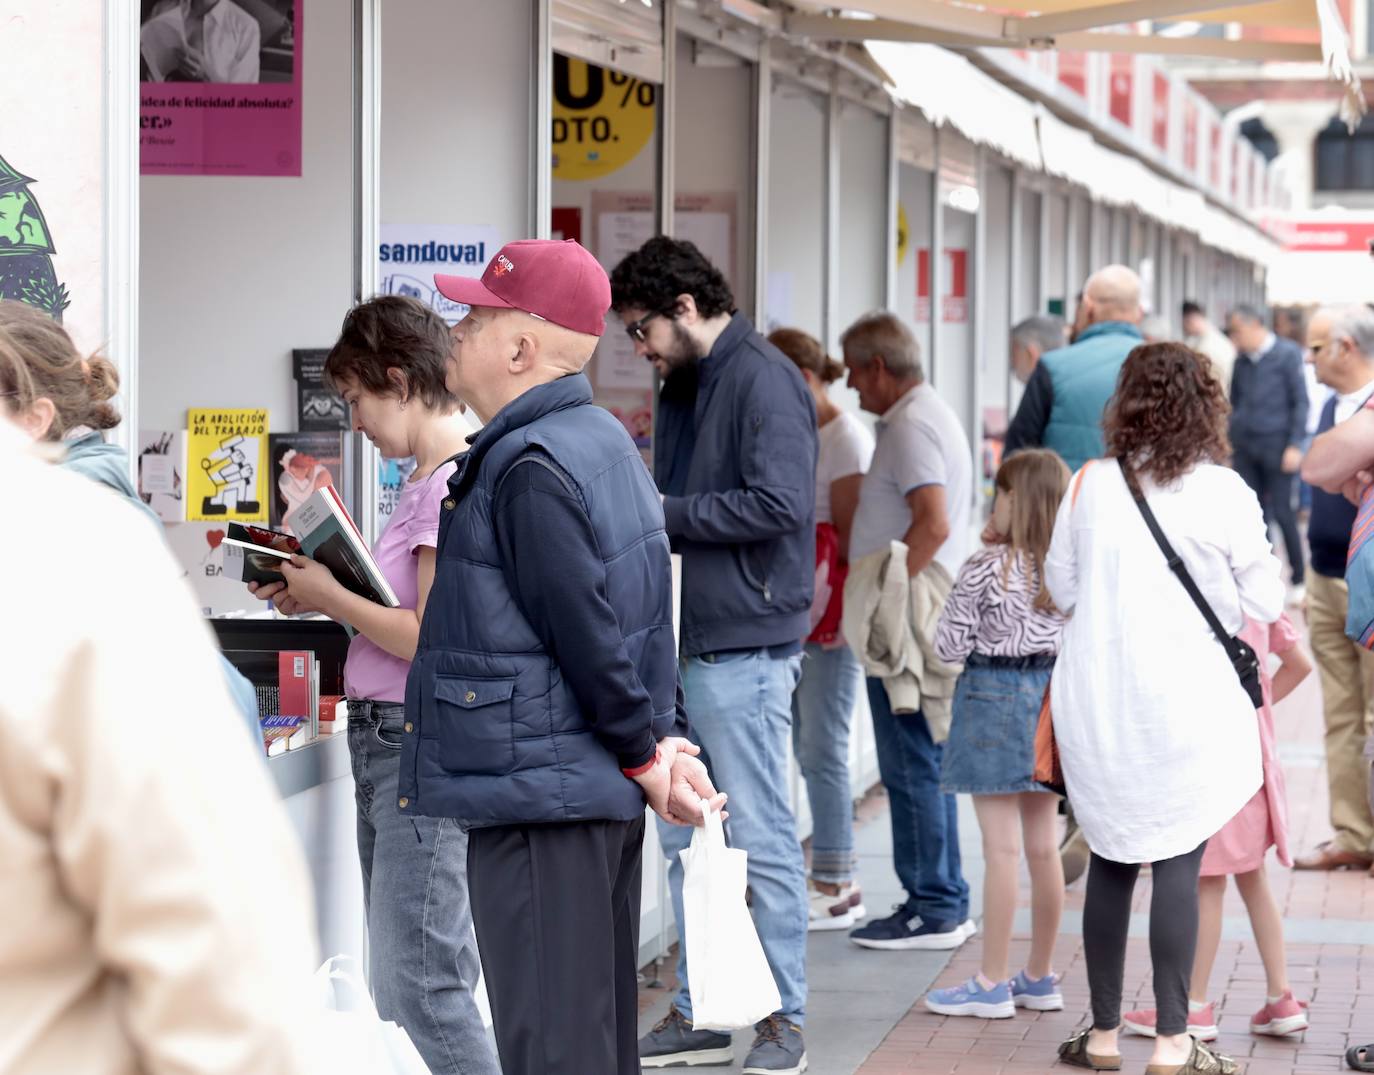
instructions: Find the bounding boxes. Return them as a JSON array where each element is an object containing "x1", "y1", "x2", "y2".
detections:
[
  {"x1": 1231, "y1": 140, "x2": 1241, "y2": 201},
  {"x1": 1183, "y1": 99, "x2": 1199, "y2": 174},
  {"x1": 1058, "y1": 51, "x2": 1087, "y2": 98},
  {"x1": 917, "y1": 248, "x2": 969, "y2": 323},
  {"x1": 1151, "y1": 71, "x2": 1170, "y2": 153},
  {"x1": 1109, "y1": 55, "x2": 1133, "y2": 127},
  {"x1": 1209, "y1": 124, "x2": 1222, "y2": 190},
  {"x1": 1268, "y1": 217, "x2": 1374, "y2": 252}
]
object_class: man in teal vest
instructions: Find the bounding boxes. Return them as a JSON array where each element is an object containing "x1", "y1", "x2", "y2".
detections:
[{"x1": 1004, "y1": 265, "x2": 1144, "y2": 472}]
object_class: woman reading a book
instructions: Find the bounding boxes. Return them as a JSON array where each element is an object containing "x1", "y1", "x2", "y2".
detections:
[
  {"x1": 0, "y1": 300, "x2": 261, "y2": 737},
  {"x1": 248, "y1": 295, "x2": 499, "y2": 1075}
]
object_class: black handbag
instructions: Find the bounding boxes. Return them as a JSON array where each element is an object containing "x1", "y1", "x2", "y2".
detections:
[{"x1": 1121, "y1": 462, "x2": 1265, "y2": 709}]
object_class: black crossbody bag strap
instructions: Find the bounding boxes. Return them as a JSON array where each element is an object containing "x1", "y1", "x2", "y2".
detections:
[{"x1": 1120, "y1": 459, "x2": 1264, "y2": 707}]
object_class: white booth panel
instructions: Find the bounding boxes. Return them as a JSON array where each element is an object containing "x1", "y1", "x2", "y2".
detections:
[
  {"x1": 139, "y1": 0, "x2": 354, "y2": 433},
  {"x1": 1071, "y1": 194, "x2": 1092, "y2": 304},
  {"x1": 765, "y1": 79, "x2": 826, "y2": 339},
  {"x1": 981, "y1": 162, "x2": 1013, "y2": 503},
  {"x1": 837, "y1": 102, "x2": 889, "y2": 337},
  {"x1": 674, "y1": 33, "x2": 756, "y2": 311},
  {"x1": 896, "y1": 162, "x2": 933, "y2": 366},
  {"x1": 1016, "y1": 187, "x2": 1040, "y2": 320},
  {"x1": 383, "y1": 0, "x2": 531, "y2": 245},
  {"x1": 939, "y1": 206, "x2": 978, "y2": 444},
  {"x1": 1045, "y1": 191, "x2": 1068, "y2": 316}
]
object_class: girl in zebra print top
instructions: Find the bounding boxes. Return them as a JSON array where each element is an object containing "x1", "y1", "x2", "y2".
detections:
[{"x1": 923, "y1": 449, "x2": 1072, "y2": 1022}]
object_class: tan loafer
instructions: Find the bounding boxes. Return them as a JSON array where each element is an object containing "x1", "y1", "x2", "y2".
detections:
[
  {"x1": 1293, "y1": 842, "x2": 1373, "y2": 871},
  {"x1": 1143, "y1": 1039, "x2": 1238, "y2": 1075},
  {"x1": 1057, "y1": 1029, "x2": 1122, "y2": 1070}
]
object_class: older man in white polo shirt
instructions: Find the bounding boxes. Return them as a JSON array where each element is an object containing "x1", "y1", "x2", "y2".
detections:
[{"x1": 840, "y1": 310, "x2": 973, "y2": 952}]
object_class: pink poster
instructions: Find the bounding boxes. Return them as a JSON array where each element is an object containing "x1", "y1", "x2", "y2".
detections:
[{"x1": 139, "y1": 0, "x2": 302, "y2": 177}]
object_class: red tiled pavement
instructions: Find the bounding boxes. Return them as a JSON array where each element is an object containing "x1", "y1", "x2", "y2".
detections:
[{"x1": 858, "y1": 620, "x2": 1374, "y2": 1075}]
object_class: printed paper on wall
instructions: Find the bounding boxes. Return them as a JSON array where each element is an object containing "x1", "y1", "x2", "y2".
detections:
[
  {"x1": 378, "y1": 224, "x2": 501, "y2": 326},
  {"x1": 139, "y1": 0, "x2": 303, "y2": 176},
  {"x1": 187, "y1": 408, "x2": 269, "y2": 522}
]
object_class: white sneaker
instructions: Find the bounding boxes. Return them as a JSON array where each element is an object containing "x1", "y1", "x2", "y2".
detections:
[
  {"x1": 958, "y1": 918, "x2": 977, "y2": 941},
  {"x1": 806, "y1": 883, "x2": 866, "y2": 931}
]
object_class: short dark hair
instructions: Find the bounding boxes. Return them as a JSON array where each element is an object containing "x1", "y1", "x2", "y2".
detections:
[
  {"x1": 1181, "y1": 300, "x2": 1204, "y2": 319},
  {"x1": 1228, "y1": 303, "x2": 1264, "y2": 326},
  {"x1": 609, "y1": 236, "x2": 735, "y2": 319},
  {"x1": 324, "y1": 296, "x2": 458, "y2": 411}
]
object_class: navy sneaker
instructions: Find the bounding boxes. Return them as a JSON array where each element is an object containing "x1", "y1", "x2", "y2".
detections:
[
  {"x1": 742, "y1": 1015, "x2": 807, "y2": 1074},
  {"x1": 639, "y1": 1006, "x2": 734, "y2": 1068},
  {"x1": 849, "y1": 905, "x2": 968, "y2": 950}
]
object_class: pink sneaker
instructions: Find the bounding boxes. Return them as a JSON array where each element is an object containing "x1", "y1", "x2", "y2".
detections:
[
  {"x1": 1121, "y1": 1003, "x2": 1219, "y2": 1041},
  {"x1": 1250, "y1": 992, "x2": 1309, "y2": 1036}
]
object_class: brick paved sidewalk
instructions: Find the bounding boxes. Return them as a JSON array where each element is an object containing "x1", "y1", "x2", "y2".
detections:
[{"x1": 859, "y1": 628, "x2": 1374, "y2": 1075}]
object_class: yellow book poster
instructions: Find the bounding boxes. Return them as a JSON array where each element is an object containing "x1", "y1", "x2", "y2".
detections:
[{"x1": 187, "y1": 409, "x2": 269, "y2": 522}]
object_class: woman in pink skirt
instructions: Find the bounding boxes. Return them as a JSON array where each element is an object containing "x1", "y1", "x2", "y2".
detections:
[{"x1": 1124, "y1": 613, "x2": 1313, "y2": 1042}]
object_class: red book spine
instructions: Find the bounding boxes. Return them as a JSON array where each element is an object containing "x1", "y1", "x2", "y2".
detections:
[{"x1": 278, "y1": 651, "x2": 312, "y2": 718}]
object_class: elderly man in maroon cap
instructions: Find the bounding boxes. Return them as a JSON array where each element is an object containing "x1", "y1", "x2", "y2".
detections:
[{"x1": 397, "y1": 239, "x2": 721, "y2": 1075}]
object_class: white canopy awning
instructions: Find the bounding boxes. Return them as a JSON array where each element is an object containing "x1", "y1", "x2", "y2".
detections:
[{"x1": 866, "y1": 41, "x2": 1043, "y2": 171}]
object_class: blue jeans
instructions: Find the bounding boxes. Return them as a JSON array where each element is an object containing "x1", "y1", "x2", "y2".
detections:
[
  {"x1": 866, "y1": 677, "x2": 969, "y2": 925},
  {"x1": 659, "y1": 649, "x2": 808, "y2": 1025},
  {"x1": 792, "y1": 643, "x2": 862, "y2": 885},
  {"x1": 349, "y1": 705, "x2": 499, "y2": 1075}
]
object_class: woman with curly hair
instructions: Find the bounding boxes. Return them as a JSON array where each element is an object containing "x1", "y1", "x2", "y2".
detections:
[{"x1": 1044, "y1": 342, "x2": 1285, "y2": 1075}]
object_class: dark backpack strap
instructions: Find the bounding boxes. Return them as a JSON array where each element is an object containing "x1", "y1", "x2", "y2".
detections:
[{"x1": 1119, "y1": 460, "x2": 1244, "y2": 662}]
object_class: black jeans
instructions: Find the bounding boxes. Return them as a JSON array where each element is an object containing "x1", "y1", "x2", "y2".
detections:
[
  {"x1": 468, "y1": 816, "x2": 645, "y2": 1075},
  {"x1": 1084, "y1": 842, "x2": 1207, "y2": 1037},
  {"x1": 1233, "y1": 435, "x2": 1304, "y2": 585}
]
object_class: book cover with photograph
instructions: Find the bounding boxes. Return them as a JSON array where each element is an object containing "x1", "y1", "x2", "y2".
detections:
[
  {"x1": 293, "y1": 348, "x2": 349, "y2": 431},
  {"x1": 186, "y1": 409, "x2": 270, "y2": 523},
  {"x1": 220, "y1": 522, "x2": 301, "y2": 588},
  {"x1": 269, "y1": 431, "x2": 345, "y2": 530},
  {"x1": 137, "y1": 430, "x2": 187, "y2": 522}
]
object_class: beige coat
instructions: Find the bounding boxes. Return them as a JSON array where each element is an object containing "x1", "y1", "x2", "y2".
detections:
[
  {"x1": 842, "y1": 541, "x2": 962, "y2": 741},
  {"x1": 0, "y1": 428, "x2": 320, "y2": 1075}
]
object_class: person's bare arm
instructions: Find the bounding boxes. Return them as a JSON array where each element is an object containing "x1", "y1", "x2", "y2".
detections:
[
  {"x1": 830, "y1": 474, "x2": 864, "y2": 560},
  {"x1": 1302, "y1": 408, "x2": 1374, "y2": 493},
  {"x1": 902, "y1": 484, "x2": 951, "y2": 578},
  {"x1": 1269, "y1": 645, "x2": 1313, "y2": 705}
]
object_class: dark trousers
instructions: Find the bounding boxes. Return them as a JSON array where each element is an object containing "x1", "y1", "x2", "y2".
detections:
[
  {"x1": 866, "y1": 677, "x2": 970, "y2": 925},
  {"x1": 468, "y1": 816, "x2": 645, "y2": 1075},
  {"x1": 1084, "y1": 842, "x2": 1207, "y2": 1037},
  {"x1": 1234, "y1": 434, "x2": 1305, "y2": 585}
]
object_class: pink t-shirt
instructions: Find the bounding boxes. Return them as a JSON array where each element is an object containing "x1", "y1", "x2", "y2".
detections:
[{"x1": 343, "y1": 460, "x2": 458, "y2": 703}]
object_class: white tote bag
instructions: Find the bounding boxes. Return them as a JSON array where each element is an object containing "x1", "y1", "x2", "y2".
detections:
[
  {"x1": 678, "y1": 807, "x2": 782, "y2": 1031},
  {"x1": 307, "y1": 956, "x2": 431, "y2": 1075}
]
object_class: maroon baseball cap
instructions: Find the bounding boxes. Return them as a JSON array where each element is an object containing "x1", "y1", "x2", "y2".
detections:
[{"x1": 434, "y1": 239, "x2": 611, "y2": 337}]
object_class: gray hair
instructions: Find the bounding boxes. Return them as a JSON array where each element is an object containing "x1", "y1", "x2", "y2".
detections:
[
  {"x1": 1325, "y1": 304, "x2": 1374, "y2": 359},
  {"x1": 1011, "y1": 315, "x2": 1065, "y2": 356},
  {"x1": 1229, "y1": 303, "x2": 1264, "y2": 326},
  {"x1": 840, "y1": 311, "x2": 923, "y2": 379}
]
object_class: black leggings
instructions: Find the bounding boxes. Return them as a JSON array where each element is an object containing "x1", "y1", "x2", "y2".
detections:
[{"x1": 1083, "y1": 842, "x2": 1207, "y2": 1037}]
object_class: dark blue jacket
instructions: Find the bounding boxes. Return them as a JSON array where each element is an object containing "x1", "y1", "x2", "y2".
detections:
[
  {"x1": 1230, "y1": 335, "x2": 1308, "y2": 449},
  {"x1": 1309, "y1": 395, "x2": 1359, "y2": 579},
  {"x1": 654, "y1": 313, "x2": 817, "y2": 657},
  {"x1": 400, "y1": 373, "x2": 683, "y2": 827}
]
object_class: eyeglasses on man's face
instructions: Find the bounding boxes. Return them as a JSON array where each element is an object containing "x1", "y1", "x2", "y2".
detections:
[{"x1": 625, "y1": 310, "x2": 665, "y2": 343}]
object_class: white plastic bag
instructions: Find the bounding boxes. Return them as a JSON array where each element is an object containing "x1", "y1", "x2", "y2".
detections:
[
  {"x1": 308, "y1": 956, "x2": 430, "y2": 1075},
  {"x1": 678, "y1": 806, "x2": 782, "y2": 1031}
]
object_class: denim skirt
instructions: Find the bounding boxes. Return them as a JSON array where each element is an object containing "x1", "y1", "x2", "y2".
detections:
[{"x1": 940, "y1": 654, "x2": 1055, "y2": 795}]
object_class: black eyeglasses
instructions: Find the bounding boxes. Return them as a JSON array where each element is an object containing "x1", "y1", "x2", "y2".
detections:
[{"x1": 625, "y1": 310, "x2": 664, "y2": 343}]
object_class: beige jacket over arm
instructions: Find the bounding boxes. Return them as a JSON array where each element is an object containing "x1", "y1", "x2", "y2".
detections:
[
  {"x1": 842, "y1": 541, "x2": 962, "y2": 741},
  {"x1": 0, "y1": 429, "x2": 319, "y2": 1075}
]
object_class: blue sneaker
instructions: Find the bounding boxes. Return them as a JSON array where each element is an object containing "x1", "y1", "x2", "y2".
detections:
[
  {"x1": 924, "y1": 977, "x2": 1016, "y2": 1019},
  {"x1": 1010, "y1": 970, "x2": 1064, "y2": 1011},
  {"x1": 849, "y1": 906, "x2": 967, "y2": 950}
]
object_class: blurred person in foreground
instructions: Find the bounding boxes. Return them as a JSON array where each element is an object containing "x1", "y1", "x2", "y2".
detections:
[
  {"x1": 0, "y1": 331, "x2": 319, "y2": 1075},
  {"x1": 0, "y1": 299, "x2": 258, "y2": 735},
  {"x1": 1182, "y1": 300, "x2": 1237, "y2": 393}
]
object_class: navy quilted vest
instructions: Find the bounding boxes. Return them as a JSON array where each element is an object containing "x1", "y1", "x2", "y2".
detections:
[{"x1": 399, "y1": 373, "x2": 678, "y2": 826}]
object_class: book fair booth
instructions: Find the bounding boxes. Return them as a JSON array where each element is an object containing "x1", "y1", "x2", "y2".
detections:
[{"x1": 14, "y1": 0, "x2": 1303, "y2": 971}]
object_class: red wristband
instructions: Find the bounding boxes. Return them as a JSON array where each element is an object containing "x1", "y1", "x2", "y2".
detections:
[{"x1": 621, "y1": 745, "x2": 662, "y2": 779}]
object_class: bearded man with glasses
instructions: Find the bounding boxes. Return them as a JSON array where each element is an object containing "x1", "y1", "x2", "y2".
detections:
[{"x1": 612, "y1": 236, "x2": 818, "y2": 1075}]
